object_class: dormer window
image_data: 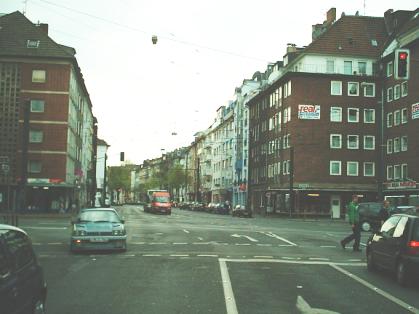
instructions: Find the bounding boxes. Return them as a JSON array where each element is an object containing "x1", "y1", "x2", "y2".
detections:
[
  {"x1": 371, "y1": 39, "x2": 378, "y2": 47},
  {"x1": 27, "y1": 40, "x2": 40, "y2": 48}
]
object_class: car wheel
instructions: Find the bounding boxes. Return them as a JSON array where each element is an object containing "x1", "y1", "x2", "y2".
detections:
[
  {"x1": 366, "y1": 250, "x2": 376, "y2": 272},
  {"x1": 32, "y1": 298, "x2": 46, "y2": 314},
  {"x1": 396, "y1": 260, "x2": 408, "y2": 286},
  {"x1": 361, "y1": 221, "x2": 371, "y2": 232}
]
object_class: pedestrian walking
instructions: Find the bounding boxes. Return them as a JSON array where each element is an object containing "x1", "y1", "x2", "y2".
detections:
[
  {"x1": 379, "y1": 199, "x2": 391, "y2": 226},
  {"x1": 341, "y1": 195, "x2": 361, "y2": 252}
]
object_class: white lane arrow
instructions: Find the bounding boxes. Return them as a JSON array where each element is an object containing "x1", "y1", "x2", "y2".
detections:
[
  {"x1": 231, "y1": 234, "x2": 259, "y2": 242},
  {"x1": 296, "y1": 296, "x2": 340, "y2": 314}
]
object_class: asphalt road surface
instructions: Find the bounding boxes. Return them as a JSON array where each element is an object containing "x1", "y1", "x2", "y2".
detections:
[{"x1": 17, "y1": 205, "x2": 419, "y2": 314}]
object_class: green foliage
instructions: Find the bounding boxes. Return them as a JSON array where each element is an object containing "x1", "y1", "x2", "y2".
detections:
[{"x1": 107, "y1": 166, "x2": 131, "y2": 191}]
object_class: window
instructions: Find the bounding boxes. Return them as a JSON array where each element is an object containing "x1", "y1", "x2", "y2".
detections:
[
  {"x1": 387, "y1": 87, "x2": 393, "y2": 102},
  {"x1": 394, "y1": 84, "x2": 401, "y2": 100},
  {"x1": 348, "y1": 82, "x2": 359, "y2": 96},
  {"x1": 394, "y1": 110, "x2": 401, "y2": 126},
  {"x1": 28, "y1": 160, "x2": 42, "y2": 173},
  {"x1": 347, "y1": 161, "x2": 359, "y2": 176},
  {"x1": 344, "y1": 61, "x2": 353, "y2": 75},
  {"x1": 394, "y1": 165, "x2": 401, "y2": 179},
  {"x1": 401, "y1": 164, "x2": 408, "y2": 179},
  {"x1": 30, "y1": 100, "x2": 45, "y2": 112},
  {"x1": 364, "y1": 162, "x2": 375, "y2": 177},
  {"x1": 287, "y1": 81, "x2": 292, "y2": 96},
  {"x1": 387, "y1": 112, "x2": 393, "y2": 127},
  {"x1": 282, "y1": 161, "x2": 288, "y2": 175},
  {"x1": 387, "y1": 166, "x2": 393, "y2": 180},
  {"x1": 26, "y1": 39, "x2": 40, "y2": 48},
  {"x1": 330, "y1": 161, "x2": 341, "y2": 175},
  {"x1": 401, "y1": 108, "x2": 408, "y2": 124},
  {"x1": 330, "y1": 107, "x2": 342, "y2": 122},
  {"x1": 326, "y1": 60, "x2": 335, "y2": 73},
  {"x1": 387, "y1": 139, "x2": 393, "y2": 154},
  {"x1": 347, "y1": 135, "x2": 359, "y2": 149},
  {"x1": 401, "y1": 136, "x2": 408, "y2": 151},
  {"x1": 358, "y1": 61, "x2": 367, "y2": 75},
  {"x1": 364, "y1": 135, "x2": 375, "y2": 150},
  {"x1": 348, "y1": 108, "x2": 359, "y2": 122},
  {"x1": 363, "y1": 83, "x2": 375, "y2": 97},
  {"x1": 393, "y1": 137, "x2": 400, "y2": 153},
  {"x1": 364, "y1": 109, "x2": 375, "y2": 123},
  {"x1": 401, "y1": 81, "x2": 408, "y2": 97},
  {"x1": 32, "y1": 70, "x2": 46, "y2": 83},
  {"x1": 330, "y1": 134, "x2": 342, "y2": 149},
  {"x1": 381, "y1": 216, "x2": 401, "y2": 237},
  {"x1": 4, "y1": 230, "x2": 34, "y2": 270},
  {"x1": 387, "y1": 61, "x2": 393, "y2": 77},
  {"x1": 393, "y1": 217, "x2": 409, "y2": 238},
  {"x1": 29, "y1": 130, "x2": 43, "y2": 143},
  {"x1": 331, "y1": 81, "x2": 342, "y2": 95}
]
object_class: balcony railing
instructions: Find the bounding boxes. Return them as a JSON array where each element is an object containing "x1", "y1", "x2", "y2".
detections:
[{"x1": 287, "y1": 63, "x2": 378, "y2": 76}]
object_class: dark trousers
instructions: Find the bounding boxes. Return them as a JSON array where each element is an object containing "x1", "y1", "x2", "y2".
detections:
[{"x1": 342, "y1": 222, "x2": 361, "y2": 249}]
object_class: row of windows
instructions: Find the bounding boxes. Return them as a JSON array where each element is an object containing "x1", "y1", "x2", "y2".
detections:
[
  {"x1": 386, "y1": 136, "x2": 408, "y2": 154},
  {"x1": 331, "y1": 81, "x2": 375, "y2": 97},
  {"x1": 387, "y1": 82, "x2": 408, "y2": 102},
  {"x1": 250, "y1": 81, "x2": 292, "y2": 118},
  {"x1": 330, "y1": 107, "x2": 375, "y2": 123},
  {"x1": 330, "y1": 134, "x2": 375, "y2": 150},
  {"x1": 386, "y1": 164, "x2": 408, "y2": 181},
  {"x1": 330, "y1": 161, "x2": 375, "y2": 176},
  {"x1": 386, "y1": 108, "x2": 408, "y2": 127}
]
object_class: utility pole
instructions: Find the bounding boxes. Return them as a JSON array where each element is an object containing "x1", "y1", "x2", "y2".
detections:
[
  {"x1": 102, "y1": 154, "x2": 107, "y2": 205},
  {"x1": 184, "y1": 152, "x2": 188, "y2": 202},
  {"x1": 196, "y1": 157, "x2": 200, "y2": 202}
]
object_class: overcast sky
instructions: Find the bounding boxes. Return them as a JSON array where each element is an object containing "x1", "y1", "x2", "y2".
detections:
[{"x1": 3, "y1": 0, "x2": 418, "y2": 165}]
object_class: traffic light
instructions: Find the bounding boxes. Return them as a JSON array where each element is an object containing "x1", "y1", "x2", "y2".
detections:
[
  {"x1": 120, "y1": 152, "x2": 125, "y2": 161},
  {"x1": 394, "y1": 49, "x2": 409, "y2": 80}
]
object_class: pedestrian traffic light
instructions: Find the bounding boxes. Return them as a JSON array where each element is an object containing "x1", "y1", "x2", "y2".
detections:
[
  {"x1": 120, "y1": 152, "x2": 125, "y2": 161},
  {"x1": 394, "y1": 49, "x2": 409, "y2": 80}
]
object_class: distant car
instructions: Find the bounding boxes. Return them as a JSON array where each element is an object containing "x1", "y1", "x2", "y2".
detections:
[
  {"x1": 366, "y1": 214, "x2": 419, "y2": 286},
  {"x1": 358, "y1": 202, "x2": 396, "y2": 232},
  {"x1": 232, "y1": 205, "x2": 252, "y2": 218},
  {"x1": 70, "y1": 208, "x2": 127, "y2": 252},
  {"x1": 0, "y1": 224, "x2": 47, "y2": 314}
]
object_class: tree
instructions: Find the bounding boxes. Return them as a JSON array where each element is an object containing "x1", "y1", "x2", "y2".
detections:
[{"x1": 108, "y1": 166, "x2": 131, "y2": 192}]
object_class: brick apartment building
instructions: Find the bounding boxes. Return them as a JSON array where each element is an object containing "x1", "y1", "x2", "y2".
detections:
[
  {"x1": 0, "y1": 11, "x2": 97, "y2": 211},
  {"x1": 247, "y1": 8, "x2": 418, "y2": 217}
]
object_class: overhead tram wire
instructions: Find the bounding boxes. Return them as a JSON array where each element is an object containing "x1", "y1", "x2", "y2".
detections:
[{"x1": 35, "y1": 0, "x2": 270, "y2": 63}]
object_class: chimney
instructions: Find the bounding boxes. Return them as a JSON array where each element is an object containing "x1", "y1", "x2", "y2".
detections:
[
  {"x1": 327, "y1": 8, "x2": 336, "y2": 25},
  {"x1": 286, "y1": 43, "x2": 297, "y2": 54},
  {"x1": 384, "y1": 9, "x2": 394, "y2": 35},
  {"x1": 37, "y1": 23, "x2": 48, "y2": 35}
]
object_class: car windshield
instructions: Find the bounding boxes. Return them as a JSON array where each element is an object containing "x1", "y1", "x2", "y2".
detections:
[
  {"x1": 78, "y1": 211, "x2": 120, "y2": 223},
  {"x1": 153, "y1": 196, "x2": 170, "y2": 203}
]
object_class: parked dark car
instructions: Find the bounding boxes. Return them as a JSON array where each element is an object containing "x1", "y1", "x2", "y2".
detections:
[
  {"x1": 70, "y1": 208, "x2": 127, "y2": 252},
  {"x1": 232, "y1": 205, "x2": 252, "y2": 218},
  {"x1": 358, "y1": 202, "x2": 396, "y2": 232},
  {"x1": 366, "y1": 214, "x2": 419, "y2": 286},
  {"x1": 0, "y1": 224, "x2": 47, "y2": 314}
]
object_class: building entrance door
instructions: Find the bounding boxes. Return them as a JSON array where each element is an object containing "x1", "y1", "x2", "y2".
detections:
[{"x1": 330, "y1": 195, "x2": 341, "y2": 218}]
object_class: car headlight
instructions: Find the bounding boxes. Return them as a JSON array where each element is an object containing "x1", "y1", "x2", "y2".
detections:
[{"x1": 112, "y1": 229, "x2": 125, "y2": 236}]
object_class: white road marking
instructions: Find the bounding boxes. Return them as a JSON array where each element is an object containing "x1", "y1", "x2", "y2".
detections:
[
  {"x1": 331, "y1": 264, "x2": 419, "y2": 313},
  {"x1": 47, "y1": 242, "x2": 63, "y2": 245},
  {"x1": 170, "y1": 254, "x2": 189, "y2": 257},
  {"x1": 131, "y1": 242, "x2": 146, "y2": 245},
  {"x1": 296, "y1": 295, "x2": 340, "y2": 314},
  {"x1": 192, "y1": 242, "x2": 211, "y2": 245},
  {"x1": 361, "y1": 243, "x2": 367, "y2": 247},
  {"x1": 260, "y1": 231, "x2": 298, "y2": 246},
  {"x1": 320, "y1": 245, "x2": 337, "y2": 248},
  {"x1": 254, "y1": 256, "x2": 274, "y2": 259},
  {"x1": 197, "y1": 237, "x2": 204, "y2": 241},
  {"x1": 219, "y1": 259, "x2": 239, "y2": 314},
  {"x1": 142, "y1": 254, "x2": 161, "y2": 257},
  {"x1": 309, "y1": 257, "x2": 330, "y2": 261},
  {"x1": 279, "y1": 244, "x2": 294, "y2": 247},
  {"x1": 173, "y1": 242, "x2": 188, "y2": 245},
  {"x1": 231, "y1": 234, "x2": 259, "y2": 242},
  {"x1": 183, "y1": 229, "x2": 190, "y2": 234},
  {"x1": 219, "y1": 258, "x2": 365, "y2": 267},
  {"x1": 23, "y1": 226, "x2": 67, "y2": 230},
  {"x1": 197, "y1": 254, "x2": 219, "y2": 257},
  {"x1": 120, "y1": 254, "x2": 135, "y2": 257},
  {"x1": 235, "y1": 243, "x2": 251, "y2": 246},
  {"x1": 257, "y1": 244, "x2": 272, "y2": 247},
  {"x1": 148, "y1": 242, "x2": 167, "y2": 245},
  {"x1": 282, "y1": 257, "x2": 301, "y2": 260},
  {"x1": 347, "y1": 259, "x2": 362, "y2": 262}
]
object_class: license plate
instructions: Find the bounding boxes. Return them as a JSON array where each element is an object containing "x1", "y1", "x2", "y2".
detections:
[{"x1": 91, "y1": 238, "x2": 107, "y2": 243}]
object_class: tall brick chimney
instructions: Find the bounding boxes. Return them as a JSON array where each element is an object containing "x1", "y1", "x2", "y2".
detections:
[
  {"x1": 37, "y1": 23, "x2": 48, "y2": 35},
  {"x1": 326, "y1": 8, "x2": 336, "y2": 25}
]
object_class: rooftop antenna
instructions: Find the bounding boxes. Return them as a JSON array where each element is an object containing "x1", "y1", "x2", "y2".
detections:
[{"x1": 23, "y1": 0, "x2": 28, "y2": 15}]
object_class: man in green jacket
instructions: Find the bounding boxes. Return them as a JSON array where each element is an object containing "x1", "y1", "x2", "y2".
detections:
[{"x1": 341, "y1": 195, "x2": 361, "y2": 252}]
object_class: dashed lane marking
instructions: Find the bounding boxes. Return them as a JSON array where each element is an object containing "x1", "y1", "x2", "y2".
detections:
[
  {"x1": 235, "y1": 243, "x2": 251, "y2": 246},
  {"x1": 309, "y1": 257, "x2": 330, "y2": 261},
  {"x1": 173, "y1": 242, "x2": 188, "y2": 245},
  {"x1": 254, "y1": 256, "x2": 274, "y2": 259},
  {"x1": 257, "y1": 244, "x2": 272, "y2": 247},
  {"x1": 320, "y1": 245, "x2": 337, "y2": 248},
  {"x1": 197, "y1": 254, "x2": 219, "y2": 257},
  {"x1": 183, "y1": 229, "x2": 190, "y2": 234},
  {"x1": 170, "y1": 254, "x2": 190, "y2": 257},
  {"x1": 47, "y1": 242, "x2": 63, "y2": 245},
  {"x1": 142, "y1": 254, "x2": 162, "y2": 257},
  {"x1": 148, "y1": 242, "x2": 167, "y2": 245}
]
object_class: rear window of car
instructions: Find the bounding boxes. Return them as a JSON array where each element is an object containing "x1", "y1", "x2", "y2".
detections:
[{"x1": 79, "y1": 210, "x2": 121, "y2": 223}]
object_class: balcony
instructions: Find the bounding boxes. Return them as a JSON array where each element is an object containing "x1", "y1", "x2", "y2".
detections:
[{"x1": 287, "y1": 63, "x2": 378, "y2": 76}]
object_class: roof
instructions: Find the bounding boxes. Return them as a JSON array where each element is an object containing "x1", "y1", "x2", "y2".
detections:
[
  {"x1": 97, "y1": 139, "x2": 110, "y2": 147},
  {"x1": 0, "y1": 11, "x2": 76, "y2": 59},
  {"x1": 304, "y1": 15, "x2": 388, "y2": 58},
  {"x1": 0, "y1": 224, "x2": 27, "y2": 234}
]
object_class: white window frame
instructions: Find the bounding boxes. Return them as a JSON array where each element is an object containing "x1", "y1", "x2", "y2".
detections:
[
  {"x1": 358, "y1": 61, "x2": 367, "y2": 75},
  {"x1": 394, "y1": 110, "x2": 401, "y2": 126},
  {"x1": 32, "y1": 70, "x2": 46, "y2": 83},
  {"x1": 344, "y1": 61, "x2": 353, "y2": 75},
  {"x1": 330, "y1": 81, "x2": 342, "y2": 96},
  {"x1": 401, "y1": 108, "x2": 408, "y2": 124},
  {"x1": 363, "y1": 83, "x2": 375, "y2": 97},
  {"x1": 387, "y1": 112, "x2": 393, "y2": 128},
  {"x1": 330, "y1": 134, "x2": 342, "y2": 149},
  {"x1": 401, "y1": 136, "x2": 408, "y2": 152},
  {"x1": 287, "y1": 81, "x2": 292, "y2": 96},
  {"x1": 330, "y1": 107, "x2": 342, "y2": 122},
  {"x1": 394, "y1": 84, "x2": 401, "y2": 100},
  {"x1": 401, "y1": 164, "x2": 408, "y2": 179},
  {"x1": 387, "y1": 139, "x2": 393, "y2": 154},
  {"x1": 348, "y1": 82, "x2": 359, "y2": 96},
  {"x1": 30, "y1": 99, "x2": 45, "y2": 112},
  {"x1": 393, "y1": 137, "x2": 400, "y2": 153},
  {"x1": 364, "y1": 109, "x2": 375, "y2": 123},
  {"x1": 394, "y1": 165, "x2": 401, "y2": 180},
  {"x1": 387, "y1": 61, "x2": 393, "y2": 77},
  {"x1": 401, "y1": 81, "x2": 408, "y2": 97},
  {"x1": 387, "y1": 87, "x2": 393, "y2": 102},
  {"x1": 330, "y1": 161, "x2": 341, "y2": 176},
  {"x1": 347, "y1": 161, "x2": 359, "y2": 176},
  {"x1": 347, "y1": 108, "x2": 359, "y2": 123},
  {"x1": 363, "y1": 135, "x2": 375, "y2": 150},
  {"x1": 387, "y1": 166, "x2": 393, "y2": 180},
  {"x1": 347, "y1": 135, "x2": 359, "y2": 149},
  {"x1": 326, "y1": 60, "x2": 335, "y2": 73},
  {"x1": 363, "y1": 162, "x2": 375, "y2": 177},
  {"x1": 29, "y1": 130, "x2": 43, "y2": 143},
  {"x1": 28, "y1": 160, "x2": 42, "y2": 173}
]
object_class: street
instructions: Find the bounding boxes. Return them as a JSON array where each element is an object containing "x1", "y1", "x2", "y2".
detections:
[{"x1": 19, "y1": 205, "x2": 419, "y2": 314}]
